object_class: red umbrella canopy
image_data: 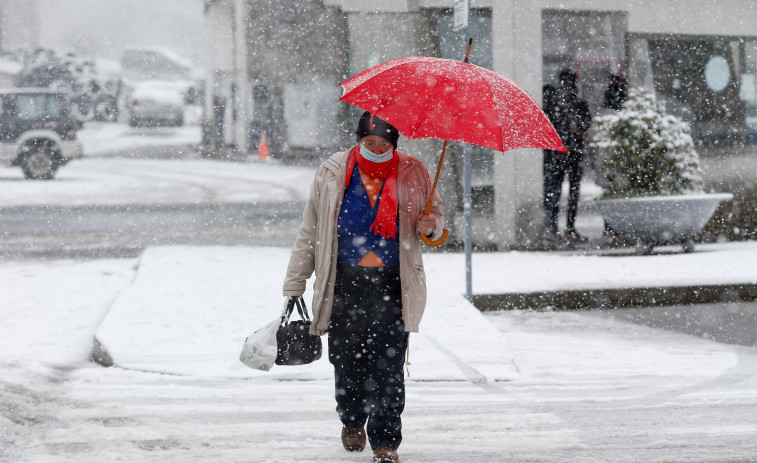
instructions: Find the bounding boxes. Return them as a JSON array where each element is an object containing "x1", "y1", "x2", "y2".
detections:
[{"x1": 339, "y1": 56, "x2": 567, "y2": 153}]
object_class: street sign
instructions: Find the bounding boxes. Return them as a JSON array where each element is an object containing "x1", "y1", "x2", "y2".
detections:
[{"x1": 453, "y1": 0, "x2": 469, "y2": 31}]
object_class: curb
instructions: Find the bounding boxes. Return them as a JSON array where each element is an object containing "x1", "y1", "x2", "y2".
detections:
[
  {"x1": 474, "y1": 283, "x2": 757, "y2": 311},
  {"x1": 91, "y1": 337, "x2": 114, "y2": 367}
]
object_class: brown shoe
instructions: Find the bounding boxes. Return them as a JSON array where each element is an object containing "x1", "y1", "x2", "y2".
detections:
[
  {"x1": 565, "y1": 230, "x2": 587, "y2": 243},
  {"x1": 341, "y1": 426, "x2": 366, "y2": 452},
  {"x1": 373, "y1": 447, "x2": 399, "y2": 462}
]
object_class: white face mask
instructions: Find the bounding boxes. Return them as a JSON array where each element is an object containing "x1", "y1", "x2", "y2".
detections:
[{"x1": 359, "y1": 143, "x2": 394, "y2": 163}]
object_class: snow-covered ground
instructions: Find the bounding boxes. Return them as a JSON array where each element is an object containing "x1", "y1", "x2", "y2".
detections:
[
  {"x1": 2, "y1": 120, "x2": 757, "y2": 461},
  {"x1": 0, "y1": 157, "x2": 314, "y2": 208},
  {"x1": 77, "y1": 106, "x2": 204, "y2": 155},
  {"x1": 0, "y1": 107, "x2": 315, "y2": 208},
  {"x1": 3, "y1": 243, "x2": 757, "y2": 462}
]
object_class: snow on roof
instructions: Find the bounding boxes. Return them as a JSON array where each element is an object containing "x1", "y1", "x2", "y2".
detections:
[
  {"x1": 129, "y1": 80, "x2": 185, "y2": 106},
  {"x1": 0, "y1": 58, "x2": 23, "y2": 75},
  {"x1": 122, "y1": 46, "x2": 194, "y2": 69}
]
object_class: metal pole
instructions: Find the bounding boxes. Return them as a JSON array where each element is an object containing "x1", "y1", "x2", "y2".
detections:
[
  {"x1": 463, "y1": 26, "x2": 473, "y2": 302},
  {"x1": 453, "y1": 2, "x2": 472, "y2": 301},
  {"x1": 464, "y1": 143, "x2": 473, "y2": 302}
]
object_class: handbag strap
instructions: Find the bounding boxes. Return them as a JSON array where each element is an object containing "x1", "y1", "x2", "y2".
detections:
[
  {"x1": 281, "y1": 296, "x2": 311, "y2": 325},
  {"x1": 295, "y1": 296, "x2": 311, "y2": 322}
]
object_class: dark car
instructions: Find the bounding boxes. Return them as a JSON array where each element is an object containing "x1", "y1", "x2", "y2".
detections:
[{"x1": 0, "y1": 88, "x2": 83, "y2": 179}]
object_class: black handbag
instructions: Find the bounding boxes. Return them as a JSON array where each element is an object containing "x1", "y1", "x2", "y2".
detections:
[{"x1": 276, "y1": 296, "x2": 323, "y2": 366}]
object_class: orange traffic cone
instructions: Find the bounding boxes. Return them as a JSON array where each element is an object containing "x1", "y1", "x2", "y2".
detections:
[{"x1": 258, "y1": 130, "x2": 270, "y2": 160}]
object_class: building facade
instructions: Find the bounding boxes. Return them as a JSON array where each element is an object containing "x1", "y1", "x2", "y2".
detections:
[
  {"x1": 0, "y1": 0, "x2": 39, "y2": 52},
  {"x1": 204, "y1": 0, "x2": 757, "y2": 249},
  {"x1": 0, "y1": 0, "x2": 40, "y2": 86}
]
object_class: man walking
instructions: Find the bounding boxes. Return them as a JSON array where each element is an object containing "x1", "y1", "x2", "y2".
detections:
[{"x1": 543, "y1": 69, "x2": 592, "y2": 246}]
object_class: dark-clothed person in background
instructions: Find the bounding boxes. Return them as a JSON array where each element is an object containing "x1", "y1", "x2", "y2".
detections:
[
  {"x1": 542, "y1": 69, "x2": 592, "y2": 246},
  {"x1": 283, "y1": 111, "x2": 443, "y2": 463},
  {"x1": 604, "y1": 73, "x2": 628, "y2": 111},
  {"x1": 595, "y1": 73, "x2": 628, "y2": 245}
]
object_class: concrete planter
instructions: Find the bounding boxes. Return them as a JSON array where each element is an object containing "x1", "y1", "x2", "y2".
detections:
[{"x1": 592, "y1": 193, "x2": 733, "y2": 254}]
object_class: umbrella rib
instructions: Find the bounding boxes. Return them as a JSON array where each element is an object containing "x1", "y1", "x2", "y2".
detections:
[
  {"x1": 479, "y1": 67, "x2": 555, "y2": 151},
  {"x1": 474, "y1": 67, "x2": 508, "y2": 152},
  {"x1": 340, "y1": 58, "x2": 412, "y2": 95},
  {"x1": 407, "y1": 63, "x2": 451, "y2": 139}
]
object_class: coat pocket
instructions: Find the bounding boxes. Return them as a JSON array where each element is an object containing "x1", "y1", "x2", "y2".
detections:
[{"x1": 413, "y1": 262, "x2": 426, "y2": 289}]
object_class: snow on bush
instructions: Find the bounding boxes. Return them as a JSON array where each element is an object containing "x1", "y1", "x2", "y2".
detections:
[{"x1": 590, "y1": 87, "x2": 703, "y2": 198}]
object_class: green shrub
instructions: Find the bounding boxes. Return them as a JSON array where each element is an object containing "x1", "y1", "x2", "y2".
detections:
[{"x1": 590, "y1": 87, "x2": 703, "y2": 198}]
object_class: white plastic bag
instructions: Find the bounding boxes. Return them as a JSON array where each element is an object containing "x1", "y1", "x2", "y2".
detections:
[{"x1": 239, "y1": 318, "x2": 279, "y2": 371}]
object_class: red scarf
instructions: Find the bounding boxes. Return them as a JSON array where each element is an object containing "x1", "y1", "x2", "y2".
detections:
[{"x1": 345, "y1": 145, "x2": 399, "y2": 239}]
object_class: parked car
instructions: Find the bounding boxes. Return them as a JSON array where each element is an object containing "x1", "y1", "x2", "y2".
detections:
[
  {"x1": 126, "y1": 80, "x2": 185, "y2": 127},
  {"x1": 0, "y1": 88, "x2": 83, "y2": 179}
]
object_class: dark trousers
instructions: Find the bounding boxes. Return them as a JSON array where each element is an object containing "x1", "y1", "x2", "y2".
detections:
[
  {"x1": 543, "y1": 149, "x2": 584, "y2": 234},
  {"x1": 328, "y1": 263, "x2": 408, "y2": 451}
]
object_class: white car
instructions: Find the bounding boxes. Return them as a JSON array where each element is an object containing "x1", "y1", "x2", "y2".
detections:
[
  {"x1": 0, "y1": 89, "x2": 83, "y2": 179},
  {"x1": 126, "y1": 81, "x2": 185, "y2": 127}
]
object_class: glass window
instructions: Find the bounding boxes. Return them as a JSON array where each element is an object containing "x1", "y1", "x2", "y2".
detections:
[
  {"x1": 542, "y1": 10, "x2": 628, "y2": 113},
  {"x1": 16, "y1": 94, "x2": 61, "y2": 121},
  {"x1": 705, "y1": 55, "x2": 731, "y2": 92},
  {"x1": 628, "y1": 34, "x2": 750, "y2": 149},
  {"x1": 741, "y1": 40, "x2": 757, "y2": 145}
]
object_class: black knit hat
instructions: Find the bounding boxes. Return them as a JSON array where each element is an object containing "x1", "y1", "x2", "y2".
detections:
[{"x1": 354, "y1": 111, "x2": 400, "y2": 148}]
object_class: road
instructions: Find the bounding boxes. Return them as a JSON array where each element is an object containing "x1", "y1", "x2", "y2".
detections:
[
  {"x1": 5, "y1": 307, "x2": 757, "y2": 463},
  {"x1": 0, "y1": 201, "x2": 303, "y2": 259},
  {"x1": 0, "y1": 140, "x2": 310, "y2": 259},
  {"x1": 596, "y1": 301, "x2": 757, "y2": 348}
]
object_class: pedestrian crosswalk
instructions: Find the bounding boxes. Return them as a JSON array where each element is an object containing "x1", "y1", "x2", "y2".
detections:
[
  {"x1": 8, "y1": 309, "x2": 757, "y2": 462},
  {"x1": 14, "y1": 364, "x2": 578, "y2": 463}
]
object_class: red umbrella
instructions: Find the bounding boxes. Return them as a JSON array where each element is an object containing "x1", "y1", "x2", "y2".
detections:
[
  {"x1": 338, "y1": 47, "x2": 566, "y2": 245},
  {"x1": 339, "y1": 57, "x2": 565, "y2": 153}
]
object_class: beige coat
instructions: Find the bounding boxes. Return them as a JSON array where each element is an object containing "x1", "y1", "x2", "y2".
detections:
[{"x1": 283, "y1": 148, "x2": 443, "y2": 335}]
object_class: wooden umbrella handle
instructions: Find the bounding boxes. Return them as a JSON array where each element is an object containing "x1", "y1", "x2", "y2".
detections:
[
  {"x1": 419, "y1": 141, "x2": 449, "y2": 246},
  {"x1": 420, "y1": 227, "x2": 449, "y2": 246}
]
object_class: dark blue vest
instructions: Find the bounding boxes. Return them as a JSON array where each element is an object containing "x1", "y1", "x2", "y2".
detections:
[{"x1": 337, "y1": 165, "x2": 399, "y2": 267}]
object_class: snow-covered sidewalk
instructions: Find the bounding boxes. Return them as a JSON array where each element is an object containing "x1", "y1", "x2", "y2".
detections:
[
  {"x1": 3, "y1": 244, "x2": 757, "y2": 461},
  {"x1": 91, "y1": 242, "x2": 757, "y2": 382},
  {"x1": 4, "y1": 242, "x2": 757, "y2": 382},
  {"x1": 93, "y1": 246, "x2": 518, "y2": 382}
]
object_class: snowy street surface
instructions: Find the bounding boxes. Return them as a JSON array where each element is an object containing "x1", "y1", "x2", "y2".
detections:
[
  {"x1": 2, "y1": 120, "x2": 757, "y2": 462},
  {"x1": 0, "y1": 118, "x2": 315, "y2": 209},
  {"x1": 3, "y1": 243, "x2": 757, "y2": 462}
]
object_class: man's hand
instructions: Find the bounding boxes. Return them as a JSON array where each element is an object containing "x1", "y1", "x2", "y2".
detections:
[
  {"x1": 416, "y1": 214, "x2": 437, "y2": 237},
  {"x1": 283, "y1": 296, "x2": 297, "y2": 314}
]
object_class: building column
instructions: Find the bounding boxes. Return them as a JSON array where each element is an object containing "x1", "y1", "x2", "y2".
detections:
[
  {"x1": 0, "y1": 0, "x2": 40, "y2": 49},
  {"x1": 491, "y1": 1, "x2": 543, "y2": 249},
  {"x1": 233, "y1": 0, "x2": 250, "y2": 154},
  {"x1": 203, "y1": 0, "x2": 235, "y2": 152}
]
